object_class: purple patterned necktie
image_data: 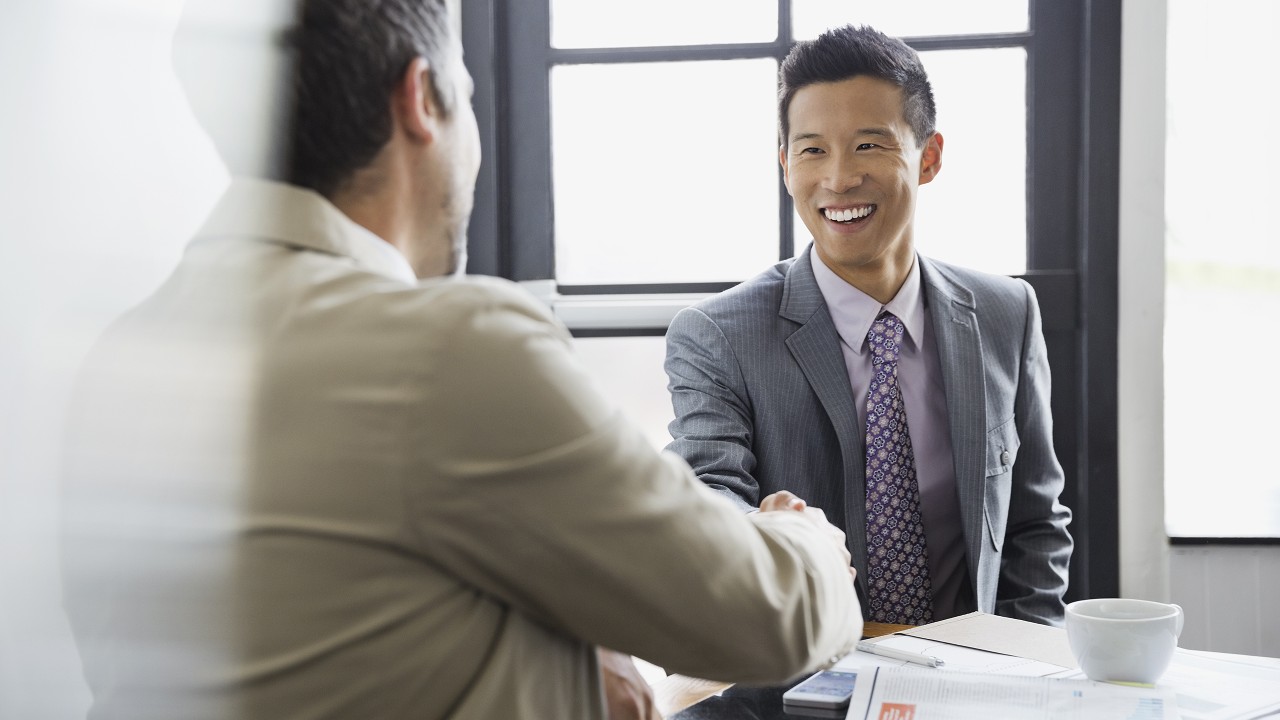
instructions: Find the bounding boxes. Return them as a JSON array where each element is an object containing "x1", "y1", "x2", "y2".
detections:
[{"x1": 864, "y1": 311, "x2": 934, "y2": 625}]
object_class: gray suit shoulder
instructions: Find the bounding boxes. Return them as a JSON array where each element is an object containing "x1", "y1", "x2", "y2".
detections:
[
  {"x1": 920, "y1": 255, "x2": 1037, "y2": 311},
  {"x1": 922, "y1": 255, "x2": 1029, "y2": 291},
  {"x1": 680, "y1": 258, "x2": 796, "y2": 328}
]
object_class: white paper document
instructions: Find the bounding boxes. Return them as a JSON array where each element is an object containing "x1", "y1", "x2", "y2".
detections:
[
  {"x1": 1054, "y1": 649, "x2": 1280, "y2": 720},
  {"x1": 899, "y1": 611, "x2": 1078, "y2": 669},
  {"x1": 843, "y1": 666, "x2": 1179, "y2": 720},
  {"x1": 846, "y1": 634, "x2": 1068, "y2": 677}
]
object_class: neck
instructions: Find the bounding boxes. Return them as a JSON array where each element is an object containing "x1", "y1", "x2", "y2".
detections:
[
  {"x1": 330, "y1": 172, "x2": 401, "y2": 246},
  {"x1": 824, "y1": 252, "x2": 915, "y2": 306},
  {"x1": 328, "y1": 147, "x2": 450, "y2": 279}
]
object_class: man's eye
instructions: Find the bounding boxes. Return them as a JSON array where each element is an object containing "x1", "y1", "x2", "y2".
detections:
[
  {"x1": 799, "y1": 147, "x2": 824, "y2": 155},
  {"x1": 857, "y1": 143, "x2": 879, "y2": 150}
]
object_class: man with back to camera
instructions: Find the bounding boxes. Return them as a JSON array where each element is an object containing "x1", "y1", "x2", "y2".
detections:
[
  {"x1": 664, "y1": 24, "x2": 1073, "y2": 628},
  {"x1": 58, "y1": 2, "x2": 864, "y2": 718}
]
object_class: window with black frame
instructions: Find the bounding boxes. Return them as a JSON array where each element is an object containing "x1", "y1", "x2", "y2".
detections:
[
  {"x1": 554, "y1": 1, "x2": 1030, "y2": 290},
  {"x1": 463, "y1": 0, "x2": 1122, "y2": 600},
  {"x1": 472, "y1": 1, "x2": 1038, "y2": 320}
]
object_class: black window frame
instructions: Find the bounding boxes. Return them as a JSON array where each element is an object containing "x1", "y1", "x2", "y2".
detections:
[{"x1": 462, "y1": 0, "x2": 1120, "y2": 602}]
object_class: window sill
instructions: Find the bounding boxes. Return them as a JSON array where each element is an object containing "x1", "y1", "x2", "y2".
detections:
[
  {"x1": 1168, "y1": 537, "x2": 1280, "y2": 546},
  {"x1": 519, "y1": 280, "x2": 712, "y2": 335}
]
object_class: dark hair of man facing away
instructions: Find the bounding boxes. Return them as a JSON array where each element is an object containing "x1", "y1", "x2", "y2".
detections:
[
  {"x1": 777, "y1": 24, "x2": 937, "y2": 148},
  {"x1": 286, "y1": 0, "x2": 456, "y2": 198}
]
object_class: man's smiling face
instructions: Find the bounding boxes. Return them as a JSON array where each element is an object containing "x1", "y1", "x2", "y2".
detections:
[{"x1": 780, "y1": 74, "x2": 942, "y2": 295}]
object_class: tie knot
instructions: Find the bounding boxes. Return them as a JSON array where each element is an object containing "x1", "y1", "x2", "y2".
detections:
[{"x1": 868, "y1": 312, "x2": 905, "y2": 366}]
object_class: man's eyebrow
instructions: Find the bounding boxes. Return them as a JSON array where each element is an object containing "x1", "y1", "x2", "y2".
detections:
[{"x1": 790, "y1": 128, "x2": 897, "y2": 143}]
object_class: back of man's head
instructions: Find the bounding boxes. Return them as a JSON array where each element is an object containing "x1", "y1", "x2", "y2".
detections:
[
  {"x1": 777, "y1": 24, "x2": 936, "y2": 148},
  {"x1": 286, "y1": 0, "x2": 456, "y2": 198}
]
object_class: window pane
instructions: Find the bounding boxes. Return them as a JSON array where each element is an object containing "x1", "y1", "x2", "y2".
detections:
[
  {"x1": 552, "y1": 59, "x2": 780, "y2": 285},
  {"x1": 552, "y1": 0, "x2": 777, "y2": 49},
  {"x1": 794, "y1": 48, "x2": 1027, "y2": 275},
  {"x1": 792, "y1": 0, "x2": 1027, "y2": 40},
  {"x1": 1164, "y1": 0, "x2": 1280, "y2": 537},
  {"x1": 916, "y1": 48, "x2": 1026, "y2": 274},
  {"x1": 788, "y1": 47, "x2": 1029, "y2": 271},
  {"x1": 571, "y1": 336, "x2": 674, "y2": 452}
]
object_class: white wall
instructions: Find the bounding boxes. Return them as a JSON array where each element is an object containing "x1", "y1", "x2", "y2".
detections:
[
  {"x1": 1, "y1": 2, "x2": 228, "y2": 716},
  {"x1": 1118, "y1": 0, "x2": 1171, "y2": 604},
  {"x1": 1120, "y1": 0, "x2": 1280, "y2": 659},
  {"x1": 1172, "y1": 546, "x2": 1280, "y2": 655}
]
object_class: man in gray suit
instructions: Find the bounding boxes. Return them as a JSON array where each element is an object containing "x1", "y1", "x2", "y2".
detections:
[{"x1": 665, "y1": 25, "x2": 1073, "y2": 627}]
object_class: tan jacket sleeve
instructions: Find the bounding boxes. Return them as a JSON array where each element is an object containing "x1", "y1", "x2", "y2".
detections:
[{"x1": 401, "y1": 279, "x2": 862, "y2": 684}]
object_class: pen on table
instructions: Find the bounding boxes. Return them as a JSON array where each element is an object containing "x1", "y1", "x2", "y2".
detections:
[{"x1": 855, "y1": 640, "x2": 945, "y2": 668}]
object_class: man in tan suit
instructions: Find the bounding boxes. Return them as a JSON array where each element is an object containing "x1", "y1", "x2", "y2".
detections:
[{"x1": 59, "y1": 1, "x2": 862, "y2": 719}]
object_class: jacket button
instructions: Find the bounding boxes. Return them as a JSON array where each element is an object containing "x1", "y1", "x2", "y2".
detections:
[{"x1": 1000, "y1": 450, "x2": 1012, "y2": 466}]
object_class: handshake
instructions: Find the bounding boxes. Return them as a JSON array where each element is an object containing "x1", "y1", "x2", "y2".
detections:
[
  {"x1": 758, "y1": 491, "x2": 857, "y2": 583},
  {"x1": 602, "y1": 490, "x2": 856, "y2": 720}
]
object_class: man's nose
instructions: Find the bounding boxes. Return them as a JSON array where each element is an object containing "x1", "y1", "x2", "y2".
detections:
[{"x1": 823, "y1": 154, "x2": 865, "y2": 194}]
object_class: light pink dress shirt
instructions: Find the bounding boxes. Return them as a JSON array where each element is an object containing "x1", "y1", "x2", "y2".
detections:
[{"x1": 809, "y1": 246, "x2": 973, "y2": 619}]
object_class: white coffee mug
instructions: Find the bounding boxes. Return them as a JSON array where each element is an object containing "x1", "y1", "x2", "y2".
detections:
[{"x1": 1065, "y1": 598, "x2": 1184, "y2": 684}]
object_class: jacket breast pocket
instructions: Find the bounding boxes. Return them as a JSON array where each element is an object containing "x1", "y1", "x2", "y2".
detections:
[{"x1": 982, "y1": 417, "x2": 1021, "y2": 552}]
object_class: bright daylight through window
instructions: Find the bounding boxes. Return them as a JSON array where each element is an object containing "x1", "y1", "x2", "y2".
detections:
[
  {"x1": 1163, "y1": 0, "x2": 1280, "y2": 538},
  {"x1": 549, "y1": 1, "x2": 1030, "y2": 288}
]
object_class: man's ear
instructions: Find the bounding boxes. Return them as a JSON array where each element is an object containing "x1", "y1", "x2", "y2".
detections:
[
  {"x1": 919, "y1": 131, "x2": 943, "y2": 185},
  {"x1": 778, "y1": 143, "x2": 792, "y2": 192},
  {"x1": 392, "y1": 57, "x2": 437, "y2": 144}
]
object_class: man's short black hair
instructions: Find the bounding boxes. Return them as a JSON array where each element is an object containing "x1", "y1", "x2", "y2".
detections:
[
  {"x1": 286, "y1": 0, "x2": 456, "y2": 197},
  {"x1": 778, "y1": 25, "x2": 936, "y2": 148}
]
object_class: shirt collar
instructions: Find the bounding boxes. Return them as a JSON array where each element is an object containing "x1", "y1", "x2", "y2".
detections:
[
  {"x1": 194, "y1": 177, "x2": 418, "y2": 284},
  {"x1": 809, "y1": 245, "x2": 926, "y2": 354}
]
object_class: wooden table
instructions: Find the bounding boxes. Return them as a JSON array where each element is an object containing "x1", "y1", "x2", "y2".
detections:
[{"x1": 652, "y1": 622, "x2": 912, "y2": 717}]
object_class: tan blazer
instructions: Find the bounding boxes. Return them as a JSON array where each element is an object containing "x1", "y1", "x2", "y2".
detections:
[{"x1": 60, "y1": 180, "x2": 861, "y2": 720}]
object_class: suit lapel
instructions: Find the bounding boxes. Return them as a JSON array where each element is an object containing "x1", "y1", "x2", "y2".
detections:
[
  {"x1": 920, "y1": 258, "x2": 988, "y2": 585},
  {"x1": 780, "y1": 251, "x2": 869, "y2": 584}
]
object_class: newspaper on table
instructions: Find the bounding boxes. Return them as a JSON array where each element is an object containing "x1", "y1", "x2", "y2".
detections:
[
  {"x1": 838, "y1": 665, "x2": 1178, "y2": 720},
  {"x1": 844, "y1": 612, "x2": 1280, "y2": 720},
  {"x1": 1053, "y1": 649, "x2": 1280, "y2": 720}
]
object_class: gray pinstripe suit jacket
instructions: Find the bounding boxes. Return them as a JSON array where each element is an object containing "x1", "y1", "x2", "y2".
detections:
[{"x1": 664, "y1": 248, "x2": 1073, "y2": 626}]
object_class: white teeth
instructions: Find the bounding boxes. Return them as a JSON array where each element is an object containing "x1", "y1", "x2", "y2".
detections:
[{"x1": 824, "y1": 206, "x2": 873, "y2": 222}]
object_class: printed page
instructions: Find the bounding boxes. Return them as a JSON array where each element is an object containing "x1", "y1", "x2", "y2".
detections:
[
  {"x1": 1054, "y1": 649, "x2": 1280, "y2": 720},
  {"x1": 846, "y1": 666, "x2": 1179, "y2": 720}
]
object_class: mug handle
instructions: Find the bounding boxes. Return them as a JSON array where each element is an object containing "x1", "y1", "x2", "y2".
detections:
[{"x1": 1171, "y1": 603, "x2": 1184, "y2": 637}]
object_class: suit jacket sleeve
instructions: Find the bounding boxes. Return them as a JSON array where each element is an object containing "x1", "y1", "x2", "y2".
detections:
[
  {"x1": 662, "y1": 305, "x2": 764, "y2": 512},
  {"x1": 404, "y1": 281, "x2": 861, "y2": 683},
  {"x1": 997, "y1": 280, "x2": 1074, "y2": 625}
]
